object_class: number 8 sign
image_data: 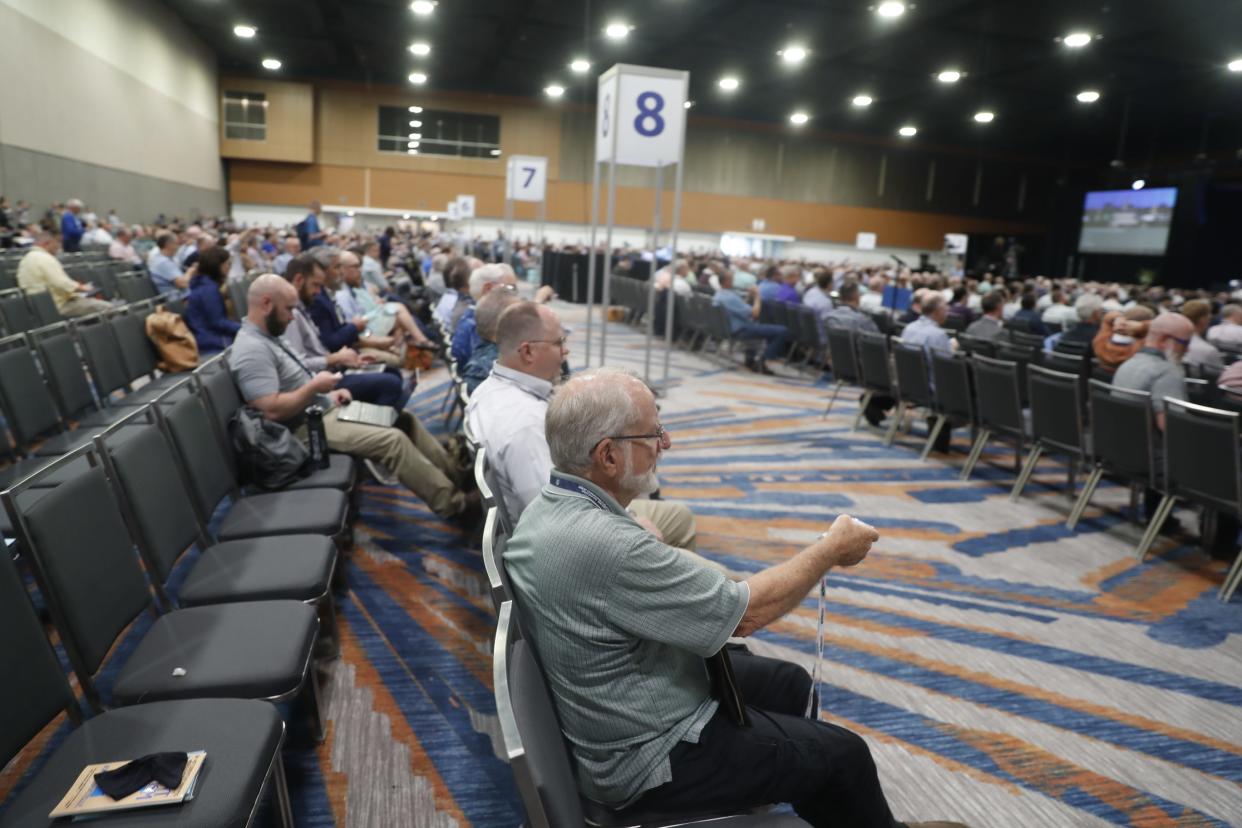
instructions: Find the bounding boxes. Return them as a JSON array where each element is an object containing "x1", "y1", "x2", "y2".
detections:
[
  {"x1": 505, "y1": 156, "x2": 547, "y2": 203},
  {"x1": 596, "y1": 66, "x2": 687, "y2": 168}
]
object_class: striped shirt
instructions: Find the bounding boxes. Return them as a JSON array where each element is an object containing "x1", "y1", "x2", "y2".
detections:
[{"x1": 503, "y1": 472, "x2": 749, "y2": 806}]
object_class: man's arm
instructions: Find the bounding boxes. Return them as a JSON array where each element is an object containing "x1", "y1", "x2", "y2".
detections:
[
  {"x1": 735, "y1": 514, "x2": 878, "y2": 637},
  {"x1": 248, "y1": 371, "x2": 338, "y2": 422},
  {"x1": 308, "y1": 296, "x2": 360, "y2": 351}
]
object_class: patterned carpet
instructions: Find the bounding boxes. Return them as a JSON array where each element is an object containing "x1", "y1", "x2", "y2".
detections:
[{"x1": 3, "y1": 302, "x2": 1241, "y2": 826}]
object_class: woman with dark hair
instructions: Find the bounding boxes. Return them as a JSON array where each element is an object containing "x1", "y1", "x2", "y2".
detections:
[{"x1": 184, "y1": 245, "x2": 239, "y2": 353}]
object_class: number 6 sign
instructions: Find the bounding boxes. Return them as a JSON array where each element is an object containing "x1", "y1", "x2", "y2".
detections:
[
  {"x1": 505, "y1": 155, "x2": 548, "y2": 203},
  {"x1": 595, "y1": 64, "x2": 687, "y2": 168}
]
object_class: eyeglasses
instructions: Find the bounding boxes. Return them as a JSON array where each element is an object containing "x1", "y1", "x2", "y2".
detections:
[
  {"x1": 1170, "y1": 336, "x2": 1191, "y2": 347},
  {"x1": 525, "y1": 335, "x2": 569, "y2": 348},
  {"x1": 592, "y1": 424, "x2": 667, "y2": 454}
]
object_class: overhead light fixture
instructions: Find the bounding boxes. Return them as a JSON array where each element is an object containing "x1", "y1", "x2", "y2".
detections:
[
  {"x1": 261, "y1": 58, "x2": 281, "y2": 70},
  {"x1": 409, "y1": 42, "x2": 431, "y2": 56},
  {"x1": 406, "y1": 149, "x2": 419, "y2": 155},
  {"x1": 779, "y1": 45, "x2": 808, "y2": 65},
  {"x1": 409, "y1": 120, "x2": 423, "y2": 127},
  {"x1": 346, "y1": 210, "x2": 355, "y2": 217},
  {"x1": 937, "y1": 69, "x2": 962, "y2": 83},
  {"x1": 233, "y1": 24, "x2": 256, "y2": 38},
  {"x1": 876, "y1": 2, "x2": 906, "y2": 19},
  {"x1": 408, "y1": 72, "x2": 428, "y2": 85},
  {"x1": 604, "y1": 21, "x2": 631, "y2": 40},
  {"x1": 898, "y1": 125, "x2": 918, "y2": 137},
  {"x1": 852, "y1": 94, "x2": 874, "y2": 108},
  {"x1": 408, "y1": 133, "x2": 422, "y2": 139},
  {"x1": 410, "y1": 0, "x2": 436, "y2": 15},
  {"x1": 402, "y1": 213, "x2": 412, "y2": 219},
  {"x1": 974, "y1": 111, "x2": 994, "y2": 123},
  {"x1": 1063, "y1": 31, "x2": 1093, "y2": 48},
  {"x1": 718, "y1": 75, "x2": 740, "y2": 91},
  {"x1": 570, "y1": 58, "x2": 591, "y2": 73},
  {"x1": 1229, "y1": 58, "x2": 1242, "y2": 72},
  {"x1": 407, "y1": 141, "x2": 419, "y2": 148},
  {"x1": 545, "y1": 84, "x2": 565, "y2": 98},
  {"x1": 789, "y1": 111, "x2": 810, "y2": 125},
  {"x1": 408, "y1": 105, "x2": 423, "y2": 113},
  {"x1": 1076, "y1": 89, "x2": 1100, "y2": 103},
  {"x1": 490, "y1": 149, "x2": 502, "y2": 156},
  {"x1": 684, "y1": 100, "x2": 694, "y2": 109},
  {"x1": 1132, "y1": 179, "x2": 1146, "y2": 190}
]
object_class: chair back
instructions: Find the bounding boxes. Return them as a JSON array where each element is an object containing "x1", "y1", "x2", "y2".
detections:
[
  {"x1": 30, "y1": 323, "x2": 98, "y2": 420},
  {"x1": 26, "y1": 290, "x2": 62, "y2": 327},
  {"x1": 482, "y1": 507, "x2": 513, "y2": 610},
  {"x1": 1027, "y1": 365, "x2": 1084, "y2": 455},
  {"x1": 3, "y1": 451, "x2": 152, "y2": 697},
  {"x1": 0, "y1": 334, "x2": 64, "y2": 447},
  {"x1": 483, "y1": 449, "x2": 515, "y2": 535},
  {"x1": 1088, "y1": 379, "x2": 1154, "y2": 481},
  {"x1": 892, "y1": 342, "x2": 933, "y2": 408},
  {"x1": 1009, "y1": 331, "x2": 1047, "y2": 350},
  {"x1": 474, "y1": 446, "x2": 495, "y2": 506},
  {"x1": 0, "y1": 546, "x2": 79, "y2": 769},
  {"x1": 930, "y1": 352, "x2": 975, "y2": 424},
  {"x1": 956, "y1": 334, "x2": 996, "y2": 357},
  {"x1": 73, "y1": 314, "x2": 130, "y2": 397},
  {"x1": 111, "y1": 311, "x2": 160, "y2": 382},
  {"x1": 155, "y1": 383, "x2": 238, "y2": 521},
  {"x1": 195, "y1": 357, "x2": 244, "y2": 464},
  {"x1": 1054, "y1": 338, "x2": 1090, "y2": 356},
  {"x1": 493, "y1": 600, "x2": 584, "y2": 828},
  {"x1": 1163, "y1": 399, "x2": 1242, "y2": 516},
  {"x1": 973, "y1": 355, "x2": 1025, "y2": 436},
  {"x1": 0, "y1": 289, "x2": 35, "y2": 334},
  {"x1": 856, "y1": 332, "x2": 891, "y2": 395},
  {"x1": 825, "y1": 325, "x2": 860, "y2": 384}
]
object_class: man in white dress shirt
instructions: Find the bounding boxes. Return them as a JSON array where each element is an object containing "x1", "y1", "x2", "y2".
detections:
[{"x1": 1207, "y1": 304, "x2": 1242, "y2": 350}]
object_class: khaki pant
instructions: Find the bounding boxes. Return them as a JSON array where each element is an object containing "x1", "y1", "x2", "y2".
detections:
[
  {"x1": 360, "y1": 347, "x2": 402, "y2": 369},
  {"x1": 58, "y1": 295, "x2": 112, "y2": 318},
  {"x1": 323, "y1": 408, "x2": 465, "y2": 517},
  {"x1": 629, "y1": 498, "x2": 697, "y2": 550}
]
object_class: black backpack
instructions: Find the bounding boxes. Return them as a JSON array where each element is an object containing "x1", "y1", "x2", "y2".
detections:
[{"x1": 227, "y1": 405, "x2": 312, "y2": 490}]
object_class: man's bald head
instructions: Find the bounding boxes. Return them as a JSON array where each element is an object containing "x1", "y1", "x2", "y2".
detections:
[
  {"x1": 1147, "y1": 312, "x2": 1194, "y2": 346},
  {"x1": 248, "y1": 272, "x2": 293, "y2": 309}
]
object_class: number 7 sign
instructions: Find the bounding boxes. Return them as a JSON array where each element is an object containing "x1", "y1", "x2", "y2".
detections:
[{"x1": 505, "y1": 156, "x2": 548, "y2": 203}]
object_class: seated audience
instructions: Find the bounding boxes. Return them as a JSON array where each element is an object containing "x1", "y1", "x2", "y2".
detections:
[
  {"x1": 774, "y1": 266, "x2": 802, "y2": 304},
  {"x1": 1059, "y1": 294, "x2": 1105, "y2": 346},
  {"x1": 230, "y1": 274, "x2": 474, "y2": 517},
  {"x1": 1180, "y1": 299, "x2": 1223, "y2": 371},
  {"x1": 756, "y1": 265, "x2": 783, "y2": 302},
  {"x1": 107, "y1": 226, "x2": 142, "y2": 265},
  {"x1": 149, "y1": 231, "x2": 194, "y2": 298},
  {"x1": 361, "y1": 241, "x2": 391, "y2": 294},
  {"x1": 947, "y1": 287, "x2": 974, "y2": 325},
  {"x1": 713, "y1": 269, "x2": 788, "y2": 375},
  {"x1": 309, "y1": 247, "x2": 401, "y2": 368},
  {"x1": 460, "y1": 287, "x2": 522, "y2": 394},
  {"x1": 1040, "y1": 290, "x2": 1077, "y2": 328},
  {"x1": 964, "y1": 292, "x2": 1005, "y2": 340},
  {"x1": 434, "y1": 256, "x2": 472, "y2": 328},
  {"x1": 1013, "y1": 293, "x2": 1049, "y2": 335},
  {"x1": 335, "y1": 250, "x2": 434, "y2": 349},
  {"x1": 184, "y1": 246, "x2": 239, "y2": 354},
  {"x1": 1112, "y1": 313, "x2": 1194, "y2": 423},
  {"x1": 1094, "y1": 306, "x2": 1154, "y2": 370},
  {"x1": 503, "y1": 368, "x2": 962, "y2": 826},
  {"x1": 452, "y1": 263, "x2": 518, "y2": 363},
  {"x1": 824, "y1": 280, "x2": 881, "y2": 334},
  {"x1": 801, "y1": 269, "x2": 834, "y2": 343},
  {"x1": 1206, "y1": 303, "x2": 1242, "y2": 349},
  {"x1": 16, "y1": 232, "x2": 111, "y2": 317},
  {"x1": 901, "y1": 295, "x2": 953, "y2": 356},
  {"x1": 272, "y1": 236, "x2": 300, "y2": 275}
]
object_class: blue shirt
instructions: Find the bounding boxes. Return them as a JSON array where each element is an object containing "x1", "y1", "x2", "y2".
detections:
[
  {"x1": 775, "y1": 283, "x2": 801, "y2": 304},
  {"x1": 303, "y1": 212, "x2": 322, "y2": 248},
  {"x1": 149, "y1": 252, "x2": 188, "y2": 298},
  {"x1": 451, "y1": 307, "x2": 482, "y2": 363},
  {"x1": 1014, "y1": 308, "x2": 1049, "y2": 336},
  {"x1": 60, "y1": 212, "x2": 83, "y2": 251},
  {"x1": 802, "y1": 286, "x2": 834, "y2": 344},
  {"x1": 461, "y1": 340, "x2": 498, "y2": 394},
  {"x1": 308, "y1": 287, "x2": 359, "y2": 352},
  {"x1": 712, "y1": 289, "x2": 753, "y2": 334},
  {"x1": 185, "y1": 274, "x2": 240, "y2": 353},
  {"x1": 757, "y1": 280, "x2": 782, "y2": 302},
  {"x1": 901, "y1": 316, "x2": 953, "y2": 356}
]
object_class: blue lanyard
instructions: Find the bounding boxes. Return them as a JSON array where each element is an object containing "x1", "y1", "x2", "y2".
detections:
[{"x1": 548, "y1": 473, "x2": 612, "y2": 512}]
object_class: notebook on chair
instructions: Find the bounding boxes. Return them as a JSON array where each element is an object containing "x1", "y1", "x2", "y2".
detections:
[{"x1": 335, "y1": 400, "x2": 398, "y2": 428}]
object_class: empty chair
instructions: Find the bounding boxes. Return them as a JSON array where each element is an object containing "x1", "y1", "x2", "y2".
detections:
[
  {"x1": 72, "y1": 312, "x2": 133, "y2": 401},
  {"x1": 0, "y1": 545, "x2": 296, "y2": 828},
  {"x1": 492, "y1": 601, "x2": 810, "y2": 828},
  {"x1": 110, "y1": 307, "x2": 184, "y2": 404},
  {"x1": 887, "y1": 341, "x2": 939, "y2": 449},
  {"x1": 2, "y1": 449, "x2": 323, "y2": 733},
  {"x1": 1011, "y1": 365, "x2": 1086, "y2": 501},
  {"x1": 0, "y1": 287, "x2": 36, "y2": 334},
  {"x1": 0, "y1": 333, "x2": 99, "y2": 459},
  {"x1": 955, "y1": 334, "x2": 996, "y2": 357},
  {"x1": 1068, "y1": 380, "x2": 1157, "y2": 531},
  {"x1": 962, "y1": 355, "x2": 1027, "y2": 481},
  {"x1": 823, "y1": 325, "x2": 861, "y2": 417},
  {"x1": 25, "y1": 290, "x2": 62, "y2": 327},
  {"x1": 853, "y1": 332, "x2": 893, "y2": 431},
  {"x1": 28, "y1": 322, "x2": 127, "y2": 430},
  {"x1": 116, "y1": 271, "x2": 158, "y2": 303},
  {"x1": 928, "y1": 352, "x2": 977, "y2": 462}
]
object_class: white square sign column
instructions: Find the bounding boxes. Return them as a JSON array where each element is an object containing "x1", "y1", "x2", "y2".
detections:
[
  {"x1": 505, "y1": 156, "x2": 548, "y2": 202},
  {"x1": 456, "y1": 194, "x2": 476, "y2": 218},
  {"x1": 596, "y1": 64, "x2": 688, "y2": 168}
]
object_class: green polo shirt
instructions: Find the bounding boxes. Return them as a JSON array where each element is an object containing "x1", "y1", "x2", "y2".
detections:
[{"x1": 503, "y1": 471, "x2": 749, "y2": 806}]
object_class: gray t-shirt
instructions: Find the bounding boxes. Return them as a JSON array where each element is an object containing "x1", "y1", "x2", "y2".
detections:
[
  {"x1": 1112, "y1": 347, "x2": 1186, "y2": 412},
  {"x1": 228, "y1": 319, "x2": 332, "y2": 420},
  {"x1": 504, "y1": 472, "x2": 749, "y2": 806}
]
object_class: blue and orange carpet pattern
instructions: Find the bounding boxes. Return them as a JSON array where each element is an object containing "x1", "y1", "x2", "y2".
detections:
[{"x1": 2, "y1": 304, "x2": 1240, "y2": 826}]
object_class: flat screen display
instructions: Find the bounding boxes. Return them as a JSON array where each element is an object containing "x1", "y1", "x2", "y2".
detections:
[{"x1": 1078, "y1": 187, "x2": 1177, "y2": 256}]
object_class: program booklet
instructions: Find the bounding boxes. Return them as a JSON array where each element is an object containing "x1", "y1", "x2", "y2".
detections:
[{"x1": 49, "y1": 750, "x2": 206, "y2": 819}]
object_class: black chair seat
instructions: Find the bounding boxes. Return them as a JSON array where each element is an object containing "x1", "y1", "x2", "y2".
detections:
[
  {"x1": 0, "y1": 488, "x2": 50, "y2": 536},
  {"x1": 216, "y1": 489, "x2": 349, "y2": 541},
  {"x1": 31, "y1": 420, "x2": 147, "y2": 458},
  {"x1": 178, "y1": 534, "x2": 336, "y2": 607},
  {"x1": 0, "y1": 698, "x2": 282, "y2": 828},
  {"x1": 584, "y1": 798, "x2": 808, "y2": 827},
  {"x1": 277, "y1": 453, "x2": 356, "y2": 492},
  {"x1": 75, "y1": 406, "x2": 136, "y2": 429},
  {"x1": 112, "y1": 600, "x2": 317, "y2": 705},
  {"x1": 115, "y1": 373, "x2": 188, "y2": 406}
]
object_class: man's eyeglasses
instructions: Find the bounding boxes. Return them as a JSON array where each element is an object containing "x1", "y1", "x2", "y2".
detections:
[
  {"x1": 592, "y1": 425, "x2": 667, "y2": 453},
  {"x1": 525, "y1": 336, "x2": 569, "y2": 348},
  {"x1": 1171, "y1": 336, "x2": 1191, "y2": 347}
]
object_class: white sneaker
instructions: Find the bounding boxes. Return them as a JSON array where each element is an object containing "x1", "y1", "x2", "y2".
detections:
[{"x1": 364, "y1": 458, "x2": 400, "y2": 486}]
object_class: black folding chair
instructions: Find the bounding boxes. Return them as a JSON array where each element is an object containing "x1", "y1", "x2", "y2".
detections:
[
  {"x1": 71, "y1": 312, "x2": 133, "y2": 403},
  {"x1": 853, "y1": 332, "x2": 893, "y2": 431},
  {"x1": 928, "y1": 352, "x2": 977, "y2": 463},
  {"x1": 955, "y1": 334, "x2": 996, "y2": 358},
  {"x1": 823, "y1": 325, "x2": 861, "y2": 417},
  {"x1": 0, "y1": 287, "x2": 36, "y2": 335},
  {"x1": 25, "y1": 290, "x2": 62, "y2": 327},
  {"x1": 0, "y1": 545, "x2": 296, "y2": 828},
  {"x1": 1011, "y1": 365, "x2": 1086, "y2": 501},
  {"x1": 111, "y1": 305, "x2": 184, "y2": 405},
  {"x1": 962, "y1": 355, "x2": 1026, "y2": 481},
  {"x1": 887, "y1": 342, "x2": 937, "y2": 449},
  {"x1": 1067, "y1": 380, "x2": 1157, "y2": 530},
  {"x1": 27, "y1": 322, "x2": 126, "y2": 430}
]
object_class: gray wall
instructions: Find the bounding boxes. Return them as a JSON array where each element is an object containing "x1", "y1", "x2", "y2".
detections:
[{"x1": 559, "y1": 111, "x2": 1057, "y2": 223}]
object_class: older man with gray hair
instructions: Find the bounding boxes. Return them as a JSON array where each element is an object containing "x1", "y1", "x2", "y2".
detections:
[
  {"x1": 503, "y1": 368, "x2": 957, "y2": 827},
  {"x1": 452, "y1": 262, "x2": 519, "y2": 363}
]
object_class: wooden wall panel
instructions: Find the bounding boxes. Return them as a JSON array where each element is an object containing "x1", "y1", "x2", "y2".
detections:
[
  {"x1": 219, "y1": 77, "x2": 314, "y2": 163},
  {"x1": 227, "y1": 161, "x2": 364, "y2": 208}
]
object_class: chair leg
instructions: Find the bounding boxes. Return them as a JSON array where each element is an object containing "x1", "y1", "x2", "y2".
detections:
[
  {"x1": 1067, "y1": 465, "x2": 1103, "y2": 529},
  {"x1": 319, "y1": 595, "x2": 341, "y2": 660},
  {"x1": 852, "y1": 391, "x2": 874, "y2": 431},
  {"x1": 273, "y1": 751, "x2": 295, "y2": 828},
  {"x1": 1220, "y1": 550, "x2": 1242, "y2": 602},
  {"x1": 920, "y1": 415, "x2": 946, "y2": 461},
  {"x1": 306, "y1": 665, "x2": 327, "y2": 744},
  {"x1": 1010, "y1": 443, "x2": 1044, "y2": 501},
  {"x1": 823, "y1": 380, "x2": 844, "y2": 418},
  {"x1": 884, "y1": 402, "x2": 906, "y2": 446},
  {"x1": 960, "y1": 429, "x2": 990, "y2": 481},
  {"x1": 1135, "y1": 495, "x2": 1176, "y2": 561}
]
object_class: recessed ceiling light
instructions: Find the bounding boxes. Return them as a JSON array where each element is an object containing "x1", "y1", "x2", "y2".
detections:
[
  {"x1": 876, "y1": 2, "x2": 906, "y2": 19},
  {"x1": 852, "y1": 94, "x2": 874, "y2": 107},
  {"x1": 408, "y1": 106, "x2": 423, "y2": 113},
  {"x1": 1076, "y1": 89, "x2": 1100, "y2": 103},
  {"x1": 1132, "y1": 179, "x2": 1146, "y2": 190},
  {"x1": 261, "y1": 58, "x2": 281, "y2": 70},
  {"x1": 898, "y1": 125, "x2": 918, "y2": 137},
  {"x1": 409, "y1": 42, "x2": 431, "y2": 57},
  {"x1": 1063, "y1": 31, "x2": 1093, "y2": 48},
  {"x1": 789, "y1": 111, "x2": 810, "y2": 125},
  {"x1": 974, "y1": 111, "x2": 994, "y2": 123},
  {"x1": 490, "y1": 149, "x2": 502, "y2": 156},
  {"x1": 937, "y1": 70, "x2": 962, "y2": 83},
  {"x1": 570, "y1": 58, "x2": 591, "y2": 73},
  {"x1": 407, "y1": 149, "x2": 419, "y2": 155},
  {"x1": 402, "y1": 213, "x2": 411, "y2": 219},
  {"x1": 233, "y1": 24, "x2": 256, "y2": 38},
  {"x1": 409, "y1": 120, "x2": 423, "y2": 127},
  {"x1": 410, "y1": 1, "x2": 436, "y2": 15},
  {"x1": 408, "y1": 133, "x2": 422, "y2": 139},
  {"x1": 780, "y1": 45, "x2": 808, "y2": 64},
  {"x1": 545, "y1": 84, "x2": 565, "y2": 98},
  {"x1": 718, "y1": 75, "x2": 740, "y2": 91},
  {"x1": 684, "y1": 100, "x2": 694, "y2": 109},
  {"x1": 407, "y1": 141, "x2": 419, "y2": 148},
  {"x1": 1229, "y1": 58, "x2": 1242, "y2": 72},
  {"x1": 408, "y1": 72, "x2": 427, "y2": 85},
  {"x1": 346, "y1": 210, "x2": 355, "y2": 217},
  {"x1": 604, "y1": 21, "x2": 631, "y2": 39}
]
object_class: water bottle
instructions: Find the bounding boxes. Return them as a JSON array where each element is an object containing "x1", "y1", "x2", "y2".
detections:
[{"x1": 306, "y1": 405, "x2": 330, "y2": 470}]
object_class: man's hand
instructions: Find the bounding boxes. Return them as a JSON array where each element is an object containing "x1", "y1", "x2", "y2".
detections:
[
  {"x1": 350, "y1": 316, "x2": 367, "y2": 331},
  {"x1": 818, "y1": 514, "x2": 879, "y2": 568},
  {"x1": 633, "y1": 514, "x2": 665, "y2": 542},
  {"x1": 309, "y1": 371, "x2": 340, "y2": 393},
  {"x1": 327, "y1": 347, "x2": 361, "y2": 369},
  {"x1": 330, "y1": 388, "x2": 352, "y2": 406}
]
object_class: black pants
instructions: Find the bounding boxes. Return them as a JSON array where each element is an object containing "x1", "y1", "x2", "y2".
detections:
[{"x1": 624, "y1": 652, "x2": 901, "y2": 828}]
